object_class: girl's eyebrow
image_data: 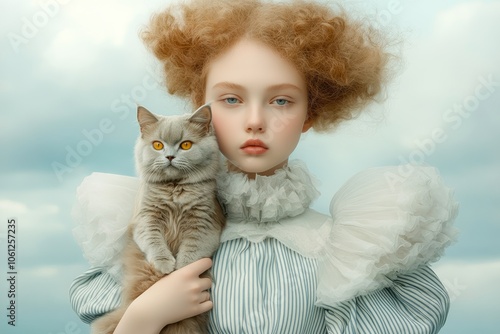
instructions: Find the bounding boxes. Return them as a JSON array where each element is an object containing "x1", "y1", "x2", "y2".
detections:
[
  {"x1": 268, "y1": 83, "x2": 303, "y2": 92},
  {"x1": 212, "y1": 81, "x2": 303, "y2": 92},
  {"x1": 213, "y1": 82, "x2": 244, "y2": 90}
]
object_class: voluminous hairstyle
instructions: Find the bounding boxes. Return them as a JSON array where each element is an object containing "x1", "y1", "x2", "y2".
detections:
[{"x1": 142, "y1": 0, "x2": 394, "y2": 131}]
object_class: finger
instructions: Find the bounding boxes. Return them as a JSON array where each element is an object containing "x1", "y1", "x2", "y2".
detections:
[
  {"x1": 198, "y1": 291, "x2": 211, "y2": 303},
  {"x1": 189, "y1": 258, "x2": 213, "y2": 275},
  {"x1": 198, "y1": 300, "x2": 213, "y2": 314},
  {"x1": 199, "y1": 277, "x2": 212, "y2": 291}
]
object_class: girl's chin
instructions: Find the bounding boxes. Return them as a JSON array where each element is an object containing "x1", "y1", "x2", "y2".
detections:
[{"x1": 226, "y1": 160, "x2": 288, "y2": 178}]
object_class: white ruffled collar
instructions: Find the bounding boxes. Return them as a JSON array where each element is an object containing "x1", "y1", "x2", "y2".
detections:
[{"x1": 216, "y1": 160, "x2": 320, "y2": 223}]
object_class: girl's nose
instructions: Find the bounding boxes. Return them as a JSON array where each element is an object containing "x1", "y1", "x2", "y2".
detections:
[{"x1": 246, "y1": 104, "x2": 266, "y2": 133}]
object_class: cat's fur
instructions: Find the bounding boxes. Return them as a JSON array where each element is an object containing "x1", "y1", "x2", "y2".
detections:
[{"x1": 92, "y1": 104, "x2": 225, "y2": 334}]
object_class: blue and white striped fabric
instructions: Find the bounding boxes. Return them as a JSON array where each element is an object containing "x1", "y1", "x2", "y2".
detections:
[
  {"x1": 70, "y1": 237, "x2": 449, "y2": 333},
  {"x1": 69, "y1": 267, "x2": 122, "y2": 324}
]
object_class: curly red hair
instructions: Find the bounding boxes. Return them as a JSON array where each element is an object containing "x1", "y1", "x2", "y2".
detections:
[{"x1": 141, "y1": 0, "x2": 393, "y2": 131}]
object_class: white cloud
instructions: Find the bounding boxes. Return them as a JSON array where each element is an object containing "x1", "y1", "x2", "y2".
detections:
[
  {"x1": 432, "y1": 1, "x2": 500, "y2": 79},
  {"x1": 0, "y1": 198, "x2": 65, "y2": 234},
  {"x1": 435, "y1": 1, "x2": 500, "y2": 37},
  {"x1": 383, "y1": 0, "x2": 500, "y2": 147},
  {"x1": 0, "y1": 199, "x2": 28, "y2": 215},
  {"x1": 27, "y1": 264, "x2": 61, "y2": 279},
  {"x1": 39, "y1": 0, "x2": 174, "y2": 74},
  {"x1": 64, "y1": 1, "x2": 137, "y2": 46},
  {"x1": 42, "y1": 0, "x2": 139, "y2": 72}
]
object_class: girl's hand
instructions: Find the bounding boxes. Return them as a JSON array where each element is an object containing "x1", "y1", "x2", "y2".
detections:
[{"x1": 114, "y1": 258, "x2": 213, "y2": 334}]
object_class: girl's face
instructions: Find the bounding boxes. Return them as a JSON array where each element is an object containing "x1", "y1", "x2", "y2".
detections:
[{"x1": 205, "y1": 39, "x2": 311, "y2": 177}]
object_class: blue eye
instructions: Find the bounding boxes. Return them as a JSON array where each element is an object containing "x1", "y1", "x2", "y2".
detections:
[
  {"x1": 225, "y1": 97, "x2": 239, "y2": 104},
  {"x1": 274, "y1": 99, "x2": 289, "y2": 106}
]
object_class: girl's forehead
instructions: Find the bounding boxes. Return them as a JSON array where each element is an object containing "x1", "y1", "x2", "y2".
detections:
[{"x1": 205, "y1": 39, "x2": 306, "y2": 91}]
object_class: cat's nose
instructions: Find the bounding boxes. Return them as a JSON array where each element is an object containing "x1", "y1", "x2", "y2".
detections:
[{"x1": 166, "y1": 155, "x2": 175, "y2": 161}]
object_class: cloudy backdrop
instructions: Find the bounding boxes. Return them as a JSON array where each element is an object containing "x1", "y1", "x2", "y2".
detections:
[{"x1": 1, "y1": 0, "x2": 499, "y2": 333}]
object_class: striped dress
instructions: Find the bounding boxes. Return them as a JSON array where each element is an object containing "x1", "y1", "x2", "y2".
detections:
[
  {"x1": 69, "y1": 161, "x2": 458, "y2": 333},
  {"x1": 70, "y1": 239, "x2": 449, "y2": 333}
]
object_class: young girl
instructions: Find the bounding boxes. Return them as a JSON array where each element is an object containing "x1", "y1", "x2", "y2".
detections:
[{"x1": 70, "y1": 0, "x2": 458, "y2": 333}]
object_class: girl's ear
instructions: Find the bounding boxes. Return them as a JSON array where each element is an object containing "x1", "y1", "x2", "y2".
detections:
[{"x1": 302, "y1": 118, "x2": 313, "y2": 133}]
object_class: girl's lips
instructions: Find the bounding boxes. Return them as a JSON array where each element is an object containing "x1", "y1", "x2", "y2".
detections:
[
  {"x1": 241, "y1": 146, "x2": 268, "y2": 154},
  {"x1": 241, "y1": 139, "x2": 268, "y2": 155}
]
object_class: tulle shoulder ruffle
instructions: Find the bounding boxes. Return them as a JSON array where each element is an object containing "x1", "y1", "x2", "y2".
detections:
[
  {"x1": 315, "y1": 165, "x2": 459, "y2": 307},
  {"x1": 72, "y1": 173, "x2": 140, "y2": 280}
]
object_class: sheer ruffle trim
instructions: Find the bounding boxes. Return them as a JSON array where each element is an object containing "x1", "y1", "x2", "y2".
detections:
[
  {"x1": 217, "y1": 160, "x2": 320, "y2": 223},
  {"x1": 315, "y1": 165, "x2": 459, "y2": 307},
  {"x1": 71, "y1": 163, "x2": 459, "y2": 307},
  {"x1": 71, "y1": 173, "x2": 139, "y2": 280}
]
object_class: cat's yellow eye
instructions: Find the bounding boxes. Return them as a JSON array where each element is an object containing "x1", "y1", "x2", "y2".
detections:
[
  {"x1": 152, "y1": 141, "x2": 164, "y2": 150},
  {"x1": 180, "y1": 141, "x2": 192, "y2": 150}
]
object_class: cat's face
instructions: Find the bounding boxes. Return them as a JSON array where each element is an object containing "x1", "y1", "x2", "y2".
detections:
[{"x1": 134, "y1": 105, "x2": 220, "y2": 183}]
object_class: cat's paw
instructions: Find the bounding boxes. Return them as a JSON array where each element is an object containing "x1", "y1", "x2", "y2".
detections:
[
  {"x1": 152, "y1": 256, "x2": 176, "y2": 275},
  {"x1": 174, "y1": 259, "x2": 188, "y2": 271}
]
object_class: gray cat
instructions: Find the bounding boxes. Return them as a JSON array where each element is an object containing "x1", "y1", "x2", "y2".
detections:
[{"x1": 92, "y1": 104, "x2": 225, "y2": 334}]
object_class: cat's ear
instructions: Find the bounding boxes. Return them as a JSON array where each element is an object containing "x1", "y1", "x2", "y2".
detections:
[
  {"x1": 189, "y1": 103, "x2": 212, "y2": 134},
  {"x1": 137, "y1": 106, "x2": 159, "y2": 135}
]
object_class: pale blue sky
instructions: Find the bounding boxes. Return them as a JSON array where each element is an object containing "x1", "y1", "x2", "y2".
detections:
[{"x1": 0, "y1": 0, "x2": 499, "y2": 333}]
